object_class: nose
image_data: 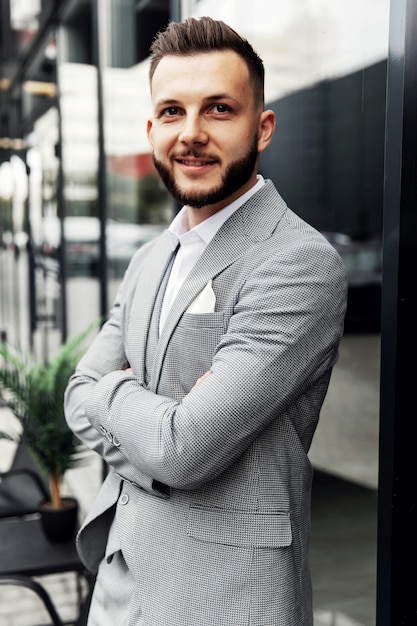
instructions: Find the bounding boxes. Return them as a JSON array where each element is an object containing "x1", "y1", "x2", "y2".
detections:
[{"x1": 178, "y1": 114, "x2": 208, "y2": 145}]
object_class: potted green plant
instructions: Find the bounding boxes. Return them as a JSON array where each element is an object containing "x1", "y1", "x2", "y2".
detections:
[{"x1": 0, "y1": 323, "x2": 96, "y2": 542}]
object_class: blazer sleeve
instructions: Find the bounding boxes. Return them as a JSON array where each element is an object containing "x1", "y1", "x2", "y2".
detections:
[
  {"x1": 69, "y1": 236, "x2": 347, "y2": 492},
  {"x1": 64, "y1": 253, "x2": 163, "y2": 493}
]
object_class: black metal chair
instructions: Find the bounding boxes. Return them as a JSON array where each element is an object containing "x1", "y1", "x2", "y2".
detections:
[
  {"x1": 0, "y1": 443, "x2": 50, "y2": 519},
  {"x1": 0, "y1": 574, "x2": 94, "y2": 626},
  {"x1": 0, "y1": 444, "x2": 94, "y2": 625}
]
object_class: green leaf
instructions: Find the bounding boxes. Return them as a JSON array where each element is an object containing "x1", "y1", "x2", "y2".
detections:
[{"x1": 0, "y1": 320, "x2": 99, "y2": 503}]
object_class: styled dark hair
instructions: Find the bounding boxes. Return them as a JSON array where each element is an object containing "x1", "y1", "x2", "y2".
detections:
[{"x1": 149, "y1": 16, "x2": 265, "y2": 107}]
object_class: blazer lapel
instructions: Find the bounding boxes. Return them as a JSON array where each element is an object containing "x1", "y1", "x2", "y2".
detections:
[
  {"x1": 127, "y1": 230, "x2": 176, "y2": 380},
  {"x1": 149, "y1": 180, "x2": 287, "y2": 389}
]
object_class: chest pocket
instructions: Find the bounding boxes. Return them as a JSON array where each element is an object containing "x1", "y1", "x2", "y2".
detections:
[{"x1": 163, "y1": 311, "x2": 227, "y2": 394}]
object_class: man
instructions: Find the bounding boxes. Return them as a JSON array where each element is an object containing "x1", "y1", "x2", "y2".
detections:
[{"x1": 65, "y1": 16, "x2": 347, "y2": 626}]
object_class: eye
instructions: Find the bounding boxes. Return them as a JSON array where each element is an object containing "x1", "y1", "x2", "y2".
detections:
[
  {"x1": 210, "y1": 104, "x2": 231, "y2": 114},
  {"x1": 161, "y1": 106, "x2": 181, "y2": 117}
]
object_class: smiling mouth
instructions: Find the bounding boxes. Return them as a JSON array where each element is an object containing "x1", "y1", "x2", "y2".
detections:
[
  {"x1": 175, "y1": 153, "x2": 217, "y2": 167},
  {"x1": 178, "y1": 159, "x2": 212, "y2": 167}
]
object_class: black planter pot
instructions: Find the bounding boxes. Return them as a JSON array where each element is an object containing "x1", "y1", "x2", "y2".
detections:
[{"x1": 39, "y1": 497, "x2": 79, "y2": 543}]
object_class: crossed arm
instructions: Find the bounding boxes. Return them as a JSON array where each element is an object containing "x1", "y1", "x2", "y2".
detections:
[{"x1": 65, "y1": 242, "x2": 346, "y2": 492}]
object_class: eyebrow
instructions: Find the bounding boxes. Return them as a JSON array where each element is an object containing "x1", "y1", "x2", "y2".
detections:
[
  {"x1": 205, "y1": 93, "x2": 234, "y2": 101},
  {"x1": 154, "y1": 98, "x2": 180, "y2": 108},
  {"x1": 154, "y1": 94, "x2": 239, "y2": 109}
]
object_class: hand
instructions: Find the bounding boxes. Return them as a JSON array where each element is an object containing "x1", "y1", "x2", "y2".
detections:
[
  {"x1": 193, "y1": 370, "x2": 212, "y2": 388},
  {"x1": 125, "y1": 367, "x2": 134, "y2": 376}
]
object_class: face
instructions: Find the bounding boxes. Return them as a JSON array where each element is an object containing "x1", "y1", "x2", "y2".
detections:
[{"x1": 147, "y1": 51, "x2": 275, "y2": 218}]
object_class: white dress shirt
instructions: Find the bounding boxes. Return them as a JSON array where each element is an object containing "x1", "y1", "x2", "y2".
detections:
[{"x1": 159, "y1": 176, "x2": 265, "y2": 332}]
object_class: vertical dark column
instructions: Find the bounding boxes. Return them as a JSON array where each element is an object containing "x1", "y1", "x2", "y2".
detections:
[
  {"x1": 377, "y1": 0, "x2": 417, "y2": 623},
  {"x1": 92, "y1": 0, "x2": 108, "y2": 320},
  {"x1": 55, "y1": 31, "x2": 68, "y2": 343}
]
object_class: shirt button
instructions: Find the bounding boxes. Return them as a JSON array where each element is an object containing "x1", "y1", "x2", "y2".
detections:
[{"x1": 119, "y1": 494, "x2": 129, "y2": 505}]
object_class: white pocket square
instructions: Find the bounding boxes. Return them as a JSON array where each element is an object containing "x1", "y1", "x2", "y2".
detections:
[{"x1": 186, "y1": 280, "x2": 216, "y2": 314}]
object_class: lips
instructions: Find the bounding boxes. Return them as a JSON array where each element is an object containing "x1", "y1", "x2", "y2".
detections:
[
  {"x1": 174, "y1": 153, "x2": 217, "y2": 167},
  {"x1": 177, "y1": 159, "x2": 212, "y2": 166}
]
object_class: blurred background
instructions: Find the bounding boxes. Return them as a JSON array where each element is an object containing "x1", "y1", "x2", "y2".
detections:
[
  {"x1": 0, "y1": 1, "x2": 401, "y2": 625},
  {"x1": 0, "y1": 0, "x2": 386, "y2": 352}
]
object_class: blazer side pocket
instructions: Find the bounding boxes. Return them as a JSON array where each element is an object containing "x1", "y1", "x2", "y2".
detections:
[{"x1": 187, "y1": 505, "x2": 292, "y2": 548}]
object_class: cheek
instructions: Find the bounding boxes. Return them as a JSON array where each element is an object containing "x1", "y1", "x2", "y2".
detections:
[
  {"x1": 224, "y1": 124, "x2": 254, "y2": 148},
  {"x1": 150, "y1": 127, "x2": 175, "y2": 155}
]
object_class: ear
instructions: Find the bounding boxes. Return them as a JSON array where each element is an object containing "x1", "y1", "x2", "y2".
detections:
[
  {"x1": 146, "y1": 119, "x2": 154, "y2": 148},
  {"x1": 257, "y1": 109, "x2": 276, "y2": 153}
]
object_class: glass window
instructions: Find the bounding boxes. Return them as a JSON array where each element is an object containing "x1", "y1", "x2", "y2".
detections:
[{"x1": 58, "y1": 61, "x2": 101, "y2": 338}]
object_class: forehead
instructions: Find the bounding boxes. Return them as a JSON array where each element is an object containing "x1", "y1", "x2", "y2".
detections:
[{"x1": 150, "y1": 50, "x2": 251, "y2": 100}]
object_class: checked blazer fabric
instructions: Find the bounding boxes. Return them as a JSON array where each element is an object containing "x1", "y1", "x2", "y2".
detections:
[{"x1": 64, "y1": 179, "x2": 347, "y2": 625}]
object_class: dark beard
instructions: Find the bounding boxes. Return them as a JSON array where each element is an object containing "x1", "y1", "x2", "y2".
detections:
[{"x1": 152, "y1": 135, "x2": 259, "y2": 209}]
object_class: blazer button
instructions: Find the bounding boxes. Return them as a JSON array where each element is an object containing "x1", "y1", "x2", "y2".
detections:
[{"x1": 119, "y1": 494, "x2": 129, "y2": 505}]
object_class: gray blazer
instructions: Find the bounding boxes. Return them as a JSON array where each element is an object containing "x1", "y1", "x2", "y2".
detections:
[{"x1": 65, "y1": 180, "x2": 347, "y2": 626}]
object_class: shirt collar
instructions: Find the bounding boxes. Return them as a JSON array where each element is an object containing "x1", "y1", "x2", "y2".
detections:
[{"x1": 167, "y1": 175, "x2": 265, "y2": 250}]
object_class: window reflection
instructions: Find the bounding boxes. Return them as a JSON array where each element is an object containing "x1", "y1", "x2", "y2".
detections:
[
  {"x1": 193, "y1": 0, "x2": 389, "y2": 94},
  {"x1": 102, "y1": 57, "x2": 172, "y2": 302},
  {"x1": 57, "y1": 62, "x2": 101, "y2": 337}
]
